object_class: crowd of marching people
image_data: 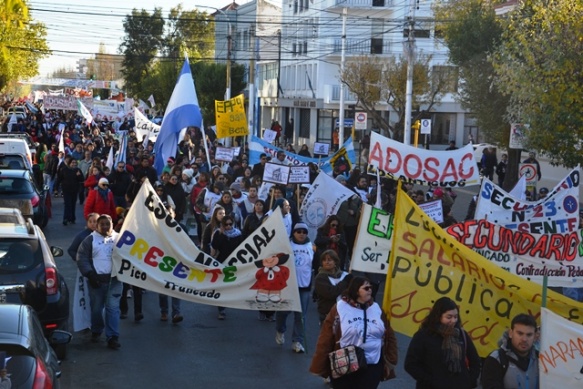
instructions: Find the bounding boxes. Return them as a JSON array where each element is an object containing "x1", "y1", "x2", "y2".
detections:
[{"x1": 4, "y1": 103, "x2": 560, "y2": 388}]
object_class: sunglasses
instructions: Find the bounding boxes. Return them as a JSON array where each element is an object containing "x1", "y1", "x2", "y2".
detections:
[
  {"x1": 295, "y1": 229, "x2": 308, "y2": 234},
  {"x1": 361, "y1": 286, "x2": 372, "y2": 291},
  {"x1": 330, "y1": 223, "x2": 338, "y2": 227},
  {"x1": 101, "y1": 184, "x2": 109, "y2": 187},
  {"x1": 224, "y1": 223, "x2": 233, "y2": 227}
]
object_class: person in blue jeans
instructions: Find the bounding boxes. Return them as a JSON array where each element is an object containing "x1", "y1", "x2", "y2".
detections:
[
  {"x1": 159, "y1": 294, "x2": 183, "y2": 324},
  {"x1": 76, "y1": 214, "x2": 122, "y2": 350},
  {"x1": 275, "y1": 222, "x2": 314, "y2": 353}
]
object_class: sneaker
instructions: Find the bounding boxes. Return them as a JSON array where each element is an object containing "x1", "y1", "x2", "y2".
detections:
[
  {"x1": 275, "y1": 331, "x2": 285, "y2": 345},
  {"x1": 107, "y1": 336, "x2": 121, "y2": 350},
  {"x1": 62, "y1": 220, "x2": 68, "y2": 226},
  {"x1": 120, "y1": 311, "x2": 128, "y2": 319},
  {"x1": 292, "y1": 341, "x2": 305, "y2": 353},
  {"x1": 266, "y1": 314, "x2": 276, "y2": 322},
  {"x1": 172, "y1": 314, "x2": 183, "y2": 324},
  {"x1": 258, "y1": 312, "x2": 267, "y2": 321},
  {"x1": 91, "y1": 332, "x2": 101, "y2": 343},
  {"x1": 217, "y1": 312, "x2": 226, "y2": 320},
  {"x1": 160, "y1": 313, "x2": 168, "y2": 322},
  {"x1": 135, "y1": 313, "x2": 144, "y2": 322},
  {"x1": 127, "y1": 289, "x2": 133, "y2": 299}
]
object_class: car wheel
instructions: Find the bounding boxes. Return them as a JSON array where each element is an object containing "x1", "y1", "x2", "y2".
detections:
[{"x1": 54, "y1": 343, "x2": 67, "y2": 360}]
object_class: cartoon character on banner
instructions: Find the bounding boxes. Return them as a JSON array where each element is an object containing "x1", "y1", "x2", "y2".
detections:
[
  {"x1": 251, "y1": 253, "x2": 290, "y2": 303},
  {"x1": 330, "y1": 147, "x2": 352, "y2": 175}
]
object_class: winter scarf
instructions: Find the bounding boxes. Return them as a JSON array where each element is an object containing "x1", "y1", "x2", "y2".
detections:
[{"x1": 437, "y1": 324, "x2": 464, "y2": 373}]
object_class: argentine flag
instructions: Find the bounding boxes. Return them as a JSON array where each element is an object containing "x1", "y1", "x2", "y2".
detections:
[{"x1": 153, "y1": 59, "x2": 202, "y2": 174}]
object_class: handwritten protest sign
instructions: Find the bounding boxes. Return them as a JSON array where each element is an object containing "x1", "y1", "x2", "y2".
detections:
[
  {"x1": 419, "y1": 199, "x2": 443, "y2": 224},
  {"x1": 215, "y1": 147, "x2": 235, "y2": 162},
  {"x1": 384, "y1": 186, "x2": 583, "y2": 357},
  {"x1": 350, "y1": 204, "x2": 393, "y2": 274},
  {"x1": 288, "y1": 166, "x2": 310, "y2": 184},
  {"x1": 215, "y1": 94, "x2": 248, "y2": 138}
]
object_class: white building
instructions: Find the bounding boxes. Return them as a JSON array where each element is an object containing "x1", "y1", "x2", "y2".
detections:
[{"x1": 217, "y1": 0, "x2": 483, "y2": 149}]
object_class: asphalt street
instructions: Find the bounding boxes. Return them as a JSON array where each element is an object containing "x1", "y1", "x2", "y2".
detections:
[{"x1": 45, "y1": 156, "x2": 570, "y2": 388}]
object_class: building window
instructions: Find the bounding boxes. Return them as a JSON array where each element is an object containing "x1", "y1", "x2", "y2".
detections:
[
  {"x1": 299, "y1": 109, "x2": 310, "y2": 138},
  {"x1": 294, "y1": 0, "x2": 298, "y2": 14},
  {"x1": 403, "y1": 28, "x2": 431, "y2": 38},
  {"x1": 371, "y1": 38, "x2": 383, "y2": 54},
  {"x1": 292, "y1": 43, "x2": 297, "y2": 56},
  {"x1": 373, "y1": 0, "x2": 385, "y2": 6},
  {"x1": 303, "y1": 41, "x2": 308, "y2": 55}
]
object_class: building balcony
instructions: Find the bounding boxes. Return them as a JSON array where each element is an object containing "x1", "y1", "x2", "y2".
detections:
[
  {"x1": 325, "y1": 0, "x2": 394, "y2": 17},
  {"x1": 330, "y1": 38, "x2": 392, "y2": 55}
]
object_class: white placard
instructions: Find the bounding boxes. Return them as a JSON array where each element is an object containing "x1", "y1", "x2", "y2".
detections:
[
  {"x1": 233, "y1": 147, "x2": 241, "y2": 157},
  {"x1": 263, "y1": 129, "x2": 277, "y2": 144},
  {"x1": 263, "y1": 162, "x2": 290, "y2": 185},
  {"x1": 313, "y1": 142, "x2": 329, "y2": 156},
  {"x1": 509, "y1": 123, "x2": 527, "y2": 149},
  {"x1": 419, "y1": 199, "x2": 443, "y2": 224},
  {"x1": 215, "y1": 147, "x2": 235, "y2": 162},
  {"x1": 288, "y1": 166, "x2": 310, "y2": 184}
]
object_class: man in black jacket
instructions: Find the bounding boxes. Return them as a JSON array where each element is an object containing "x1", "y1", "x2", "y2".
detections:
[
  {"x1": 107, "y1": 161, "x2": 132, "y2": 208},
  {"x1": 58, "y1": 157, "x2": 85, "y2": 225}
]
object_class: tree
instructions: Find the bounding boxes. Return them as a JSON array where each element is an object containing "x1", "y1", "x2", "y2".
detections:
[
  {"x1": 164, "y1": 6, "x2": 214, "y2": 61},
  {"x1": 433, "y1": 0, "x2": 520, "y2": 189},
  {"x1": 340, "y1": 55, "x2": 453, "y2": 142},
  {"x1": 119, "y1": 8, "x2": 165, "y2": 96},
  {"x1": 0, "y1": 0, "x2": 49, "y2": 91},
  {"x1": 493, "y1": 0, "x2": 583, "y2": 167}
]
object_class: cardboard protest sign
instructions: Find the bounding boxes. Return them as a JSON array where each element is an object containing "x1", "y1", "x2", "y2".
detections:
[
  {"x1": 215, "y1": 94, "x2": 248, "y2": 138},
  {"x1": 419, "y1": 199, "x2": 444, "y2": 224},
  {"x1": 350, "y1": 204, "x2": 393, "y2": 274},
  {"x1": 215, "y1": 147, "x2": 235, "y2": 162},
  {"x1": 113, "y1": 180, "x2": 301, "y2": 312},
  {"x1": 134, "y1": 107, "x2": 160, "y2": 142},
  {"x1": 475, "y1": 169, "x2": 580, "y2": 234},
  {"x1": 368, "y1": 132, "x2": 481, "y2": 187},
  {"x1": 263, "y1": 162, "x2": 290, "y2": 185},
  {"x1": 288, "y1": 166, "x2": 310, "y2": 184},
  {"x1": 384, "y1": 186, "x2": 583, "y2": 357}
]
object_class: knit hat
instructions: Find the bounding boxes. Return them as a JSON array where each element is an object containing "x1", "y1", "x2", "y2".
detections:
[
  {"x1": 293, "y1": 222, "x2": 309, "y2": 231},
  {"x1": 230, "y1": 182, "x2": 241, "y2": 192},
  {"x1": 98, "y1": 178, "x2": 109, "y2": 185},
  {"x1": 433, "y1": 188, "x2": 444, "y2": 197},
  {"x1": 182, "y1": 168, "x2": 194, "y2": 179},
  {"x1": 335, "y1": 175, "x2": 347, "y2": 183}
]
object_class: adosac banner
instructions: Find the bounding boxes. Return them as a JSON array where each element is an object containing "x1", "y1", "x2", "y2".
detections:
[
  {"x1": 446, "y1": 220, "x2": 583, "y2": 287},
  {"x1": 540, "y1": 307, "x2": 583, "y2": 387},
  {"x1": 112, "y1": 180, "x2": 301, "y2": 312},
  {"x1": 134, "y1": 107, "x2": 160, "y2": 142},
  {"x1": 475, "y1": 168, "x2": 580, "y2": 234},
  {"x1": 215, "y1": 94, "x2": 249, "y2": 139},
  {"x1": 350, "y1": 203, "x2": 393, "y2": 274},
  {"x1": 384, "y1": 187, "x2": 583, "y2": 357},
  {"x1": 367, "y1": 132, "x2": 480, "y2": 187},
  {"x1": 249, "y1": 135, "x2": 356, "y2": 176}
]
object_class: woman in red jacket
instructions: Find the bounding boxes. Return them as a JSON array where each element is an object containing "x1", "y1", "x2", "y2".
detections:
[{"x1": 84, "y1": 178, "x2": 117, "y2": 221}]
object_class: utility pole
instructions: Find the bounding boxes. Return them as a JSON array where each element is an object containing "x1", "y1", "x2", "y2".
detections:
[
  {"x1": 403, "y1": 0, "x2": 417, "y2": 145},
  {"x1": 338, "y1": 8, "x2": 347, "y2": 146},
  {"x1": 248, "y1": 33, "x2": 257, "y2": 140}
]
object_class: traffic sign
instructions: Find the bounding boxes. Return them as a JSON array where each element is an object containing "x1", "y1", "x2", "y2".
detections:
[
  {"x1": 355, "y1": 112, "x2": 367, "y2": 130},
  {"x1": 420, "y1": 119, "x2": 431, "y2": 134},
  {"x1": 519, "y1": 163, "x2": 537, "y2": 183}
]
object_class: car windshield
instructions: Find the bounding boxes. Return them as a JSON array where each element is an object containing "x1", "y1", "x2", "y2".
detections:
[
  {"x1": 0, "y1": 177, "x2": 32, "y2": 194},
  {"x1": 0, "y1": 157, "x2": 25, "y2": 170},
  {"x1": 0, "y1": 346, "x2": 36, "y2": 387},
  {"x1": 0, "y1": 239, "x2": 41, "y2": 272}
]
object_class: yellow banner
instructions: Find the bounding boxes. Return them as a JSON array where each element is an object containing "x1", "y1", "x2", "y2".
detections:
[
  {"x1": 215, "y1": 94, "x2": 248, "y2": 139},
  {"x1": 383, "y1": 186, "x2": 583, "y2": 357}
]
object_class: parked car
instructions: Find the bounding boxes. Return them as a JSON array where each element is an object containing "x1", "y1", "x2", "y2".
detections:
[
  {"x1": 0, "y1": 169, "x2": 50, "y2": 228},
  {"x1": 0, "y1": 304, "x2": 71, "y2": 388},
  {"x1": 0, "y1": 213, "x2": 69, "y2": 358},
  {"x1": 0, "y1": 133, "x2": 38, "y2": 161},
  {"x1": 0, "y1": 153, "x2": 30, "y2": 171}
]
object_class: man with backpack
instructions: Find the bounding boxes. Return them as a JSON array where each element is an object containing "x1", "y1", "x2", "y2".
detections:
[{"x1": 481, "y1": 313, "x2": 539, "y2": 389}]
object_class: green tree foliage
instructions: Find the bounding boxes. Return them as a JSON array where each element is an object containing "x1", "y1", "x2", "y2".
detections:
[
  {"x1": 165, "y1": 6, "x2": 214, "y2": 61},
  {"x1": 119, "y1": 8, "x2": 165, "y2": 96},
  {"x1": 340, "y1": 55, "x2": 452, "y2": 142},
  {"x1": 0, "y1": 0, "x2": 50, "y2": 91},
  {"x1": 493, "y1": 0, "x2": 583, "y2": 167},
  {"x1": 191, "y1": 61, "x2": 246, "y2": 126},
  {"x1": 433, "y1": 0, "x2": 521, "y2": 189}
]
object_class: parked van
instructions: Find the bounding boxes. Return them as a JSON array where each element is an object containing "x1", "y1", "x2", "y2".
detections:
[{"x1": 0, "y1": 138, "x2": 33, "y2": 170}]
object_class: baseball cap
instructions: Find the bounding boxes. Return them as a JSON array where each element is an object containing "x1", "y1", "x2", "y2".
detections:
[{"x1": 98, "y1": 178, "x2": 109, "y2": 185}]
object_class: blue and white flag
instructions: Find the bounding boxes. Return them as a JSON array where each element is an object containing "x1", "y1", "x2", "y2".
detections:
[
  {"x1": 249, "y1": 135, "x2": 356, "y2": 176},
  {"x1": 153, "y1": 59, "x2": 202, "y2": 174},
  {"x1": 115, "y1": 131, "x2": 127, "y2": 166}
]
